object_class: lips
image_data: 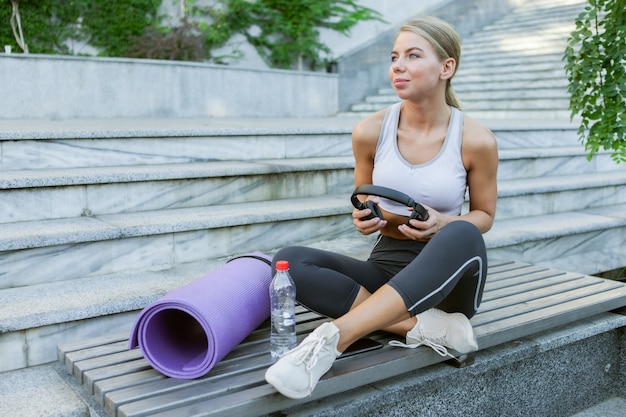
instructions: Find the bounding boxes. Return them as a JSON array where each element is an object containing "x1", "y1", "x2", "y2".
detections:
[{"x1": 393, "y1": 78, "x2": 409, "y2": 87}]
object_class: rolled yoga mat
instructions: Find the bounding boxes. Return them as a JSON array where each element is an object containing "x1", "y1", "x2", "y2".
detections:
[{"x1": 129, "y1": 253, "x2": 273, "y2": 379}]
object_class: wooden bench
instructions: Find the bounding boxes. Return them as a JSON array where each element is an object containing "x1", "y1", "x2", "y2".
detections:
[{"x1": 57, "y1": 259, "x2": 626, "y2": 417}]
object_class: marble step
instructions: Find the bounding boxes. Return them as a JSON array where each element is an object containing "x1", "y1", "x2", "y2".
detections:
[
  {"x1": 485, "y1": 202, "x2": 626, "y2": 276},
  {"x1": 0, "y1": 195, "x2": 354, "y2": 289},
  {"x1": 466, "y1": 109, "x2": 573, "y2": 121},
  {"x1": 462, "y1": 33, "x2": 570, "y2": 54},
  {"x1": 493, "y1": 170, "x2": 626, "y2": 220},
  {"x1": 0, "y1": 156, "x2": 354, "y2": 224},
  {"x1": 0, "y1": 364, "x2": 91, "y2": 417},
  {"x1": 2, "y1": 163, "x2": 623, "y2": 291},
  {"x1": 0, "y1": 123, "x2": 354, "y2": 171},
  {"x1": 1, "y1": 145, "x2": 605, "y2": 225},
  {"x1": 2, "y1": 201, "x2": 625, "y2": 373},
  {"x1": 497, "y1": 147, "x2": 616, "y2": 179},
  {"x1": 459, "y1": 53, "x2": 567, "y2": 71},
  {"x1": 474, "y1": 1, "x2": 585, "y2": 29}
]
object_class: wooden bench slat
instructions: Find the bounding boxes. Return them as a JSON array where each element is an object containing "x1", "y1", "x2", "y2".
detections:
[
  {"x1": 483, "y1": 260, "x2": 537, "y2": 278},
  {"x1": 94, "y1": 369, "x2": 165, "y2": 406},
  {"x1": 476, "y1": 287, "x2": 626, "y2": 349},
  {"x1": 104, "y1": 351, "x2": 273, "y2": 416},
  {"x1": 478, "y1": 275, "x2": 600, "y2": 315},
  {"x1": 485, "y1": 268, "x2": 563, "y2": 291},
  {"x1": 73, "y1": 349, "x2": 144, "y2": 384},
  {"x1": 475, "y1": 278, "x2": 624, "y2": 327},
  {"x1": 83, "y1": 359, "x2": 154, "y2": 395},
  {"x1": 58, "y1": 332, "x2": 129, "y2": 373},
  {"x1": 481, "y1": 272, "x2": 586, "y2": 302}
]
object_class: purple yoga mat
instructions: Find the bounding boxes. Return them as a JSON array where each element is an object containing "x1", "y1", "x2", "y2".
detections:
[{"x1": 129, "y1": 253, "x2": 272, "y2": 379}]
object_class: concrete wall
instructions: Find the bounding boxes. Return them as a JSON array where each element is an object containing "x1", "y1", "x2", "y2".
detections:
[{"x1": 0, "y1": 54, "x2": 338, "y2": 119}]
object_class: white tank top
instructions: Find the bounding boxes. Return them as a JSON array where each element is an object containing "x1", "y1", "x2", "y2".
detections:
[{"x1": 372, "y1": 102, "x2": 467, "y2": 216}]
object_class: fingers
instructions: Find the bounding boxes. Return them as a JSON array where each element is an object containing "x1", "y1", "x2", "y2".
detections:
[
  {"x1": 399, "y1": 218, "x2": 438, "y2": 241},
  {"x1": 353, "y1": 207, "x2": 386, "y2": 235}
]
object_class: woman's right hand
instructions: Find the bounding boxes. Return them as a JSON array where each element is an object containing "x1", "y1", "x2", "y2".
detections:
[{"x1": 352, "y1": 198, "x2": 387, "y2": 235}]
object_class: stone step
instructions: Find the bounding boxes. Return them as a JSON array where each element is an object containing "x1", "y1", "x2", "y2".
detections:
[
  {"x1": 0, "y1": 156, "x2": 354, "y2": 224},
  {"x1": 462, "y1": 32, "x2": 570, "y2": 54},
  {"x1": 459, "y1": 53, "x2": 567, "y2": 70},
  {"x1": 475, "y1": 1, "x2": 585, "y2": 30},
  {"x1": 0, "y1": 195, "x2": 353, "y2": 289},
  {"x1": 2, "y1": 144, "x2": 607, "y2": 226},
  {"x1": 1, "y1": 162, "x2": 623, "y2": 289},
  {"x1": 485, "y1": 202, "x2": 626, "y2": 275},
  {"x1": 494, "y1": 170, "x2": 626, "y2": 220},
  {"x1": 466, "y1": 109, "x2": 573, "y2": 120},
  {"x1": 0, "y1": 364, "x2": 91, "y2": 417},
  {"x1": 0, "y1": 120, "x2": 355, "y2": 171},
  {"x1": 497, "y1": 147, "x2": 615, "y2": 179}
]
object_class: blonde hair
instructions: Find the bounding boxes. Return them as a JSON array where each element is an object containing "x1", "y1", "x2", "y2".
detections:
[{"x1": 398, "y1": 16, "x2": 462, "y2": 109}]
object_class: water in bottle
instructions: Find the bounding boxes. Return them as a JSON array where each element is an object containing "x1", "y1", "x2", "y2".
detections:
[{"x1": 270, "y1": 260, "x2": 296, "y2": 361}]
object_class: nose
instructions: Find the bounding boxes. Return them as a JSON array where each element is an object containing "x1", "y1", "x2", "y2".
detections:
[{"x1": 391, "y1": 58, "x2": 404, "y2": 72}]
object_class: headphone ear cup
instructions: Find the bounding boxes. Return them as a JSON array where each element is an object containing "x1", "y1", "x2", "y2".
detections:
[
  {"x1": 408, "y1": 204, "x2": 429, "y2": 224},
  {"x1": 363, "y1": 200, "x2": 384, "y2": 221}
]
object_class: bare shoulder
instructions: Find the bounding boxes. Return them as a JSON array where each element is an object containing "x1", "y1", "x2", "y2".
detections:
[
  {"x1": 352, "y1": 108, "x2": 386, "y2": 146},
  {"x1": 462, "y1": 114, "x2": 497, "y2": 149},
  {"x1": 461, "y1": 114, "x2": 498, "y2": 169}
]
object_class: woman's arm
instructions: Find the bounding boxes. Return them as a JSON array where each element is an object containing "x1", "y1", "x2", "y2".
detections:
[
  {"x1": 460, "y1": 116, "x2": 498, "y2": 233},
  {"x1": 351, "y1": 111, "x2": 388, "y2": 235}
]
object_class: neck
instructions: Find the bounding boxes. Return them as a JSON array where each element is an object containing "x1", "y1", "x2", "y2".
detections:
[{"x1": 399, "y1": 99, "x2": 451, "y2": 132}]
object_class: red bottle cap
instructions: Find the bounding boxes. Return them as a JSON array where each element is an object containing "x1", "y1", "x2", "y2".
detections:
[{"x1": 275, "y1": 260, "x2": 289, "y2": 270}]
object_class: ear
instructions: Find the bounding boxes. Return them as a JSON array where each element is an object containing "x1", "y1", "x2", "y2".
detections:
[{"x1": 440, "y1": 57, "x2": 456, "y2": 80}]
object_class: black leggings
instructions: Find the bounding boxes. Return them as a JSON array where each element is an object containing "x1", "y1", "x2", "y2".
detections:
[{"x1": 272, "y1": 221, "x2": 487, "y2": 319}]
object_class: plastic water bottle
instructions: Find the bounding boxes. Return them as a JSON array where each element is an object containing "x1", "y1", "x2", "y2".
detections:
[{"x1": 269, "y1": 260, "x2": 296, "y2": 361}]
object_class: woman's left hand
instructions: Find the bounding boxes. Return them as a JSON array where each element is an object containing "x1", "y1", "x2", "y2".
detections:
[{"x1": 397, "y1": 206, "x2": 447, "y2": 241}]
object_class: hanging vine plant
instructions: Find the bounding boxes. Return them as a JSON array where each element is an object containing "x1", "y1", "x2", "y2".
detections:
[{"x1": 563, "y1": 0, "x2": 626, "y2": 163}]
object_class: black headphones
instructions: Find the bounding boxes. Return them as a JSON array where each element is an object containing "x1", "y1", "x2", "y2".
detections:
[{"x1": 351, "y1": 185, "x2": 429, "y2": 227}]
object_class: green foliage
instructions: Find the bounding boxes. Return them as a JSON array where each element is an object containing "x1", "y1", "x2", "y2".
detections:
[
  {"x1": 0, "y1": 0, "x2": 162, "y2": 56},
  {"x1": 79, "y1": 0, "x2": 162, "y2": 57},
  {"x1": 563, "y1": 0, "x2": 626, "y2": 163},
  {"x1": 0, "y1": 0, "x2": 84, "y2": 54},
  {"x1": 200, "y1": 0, "x2": 384, "y2": 69},
  {"x1": 1, "y1": 0, "x2": 382, "y2": 69}
]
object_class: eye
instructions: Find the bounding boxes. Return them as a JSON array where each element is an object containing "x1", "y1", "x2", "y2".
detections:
[
  {"x1": 409, "y1": 53, "x2": 419, "y2": 59},
  {"x1": 390, "y1": 56, "x2": 398, "y2": 63}
]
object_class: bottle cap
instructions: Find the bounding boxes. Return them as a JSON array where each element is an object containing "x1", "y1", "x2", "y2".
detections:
[{"x1": 275, "y1": 260, "x2": 289, "y2": 270}]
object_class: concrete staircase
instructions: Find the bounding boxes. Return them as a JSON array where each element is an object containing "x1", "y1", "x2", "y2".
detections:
[
  {"x1": 344, "y1": 0, "x2": 583, "y2": 120},
  {"x1": 0, "y1": 0, "x2": 625, "y2": 415}
]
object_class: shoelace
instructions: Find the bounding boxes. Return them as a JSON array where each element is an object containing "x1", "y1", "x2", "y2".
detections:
[
  {"x1": 293, "y1": 334, "x2": 329, "y2": 371},
  {"x1": 389, "y1": 332, "x2": 455, "y2": 359}
]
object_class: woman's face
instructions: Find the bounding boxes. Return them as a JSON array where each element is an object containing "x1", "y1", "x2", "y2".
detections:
[{"x1": 388, "y1": 31, "x2": 449, "y2": 100}]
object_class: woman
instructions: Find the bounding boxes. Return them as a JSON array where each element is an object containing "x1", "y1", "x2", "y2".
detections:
[{"x1": 265, "y1": 16, "x2": 498, "y2": 399}]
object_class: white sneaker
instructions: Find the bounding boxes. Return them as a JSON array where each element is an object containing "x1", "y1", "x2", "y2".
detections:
[
  {"x1": 390, "y1": 308, "x2": 478, "y2": 358},
  {"x1": 265, "y1": 321, "x2": 341, "y2": 399}
]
